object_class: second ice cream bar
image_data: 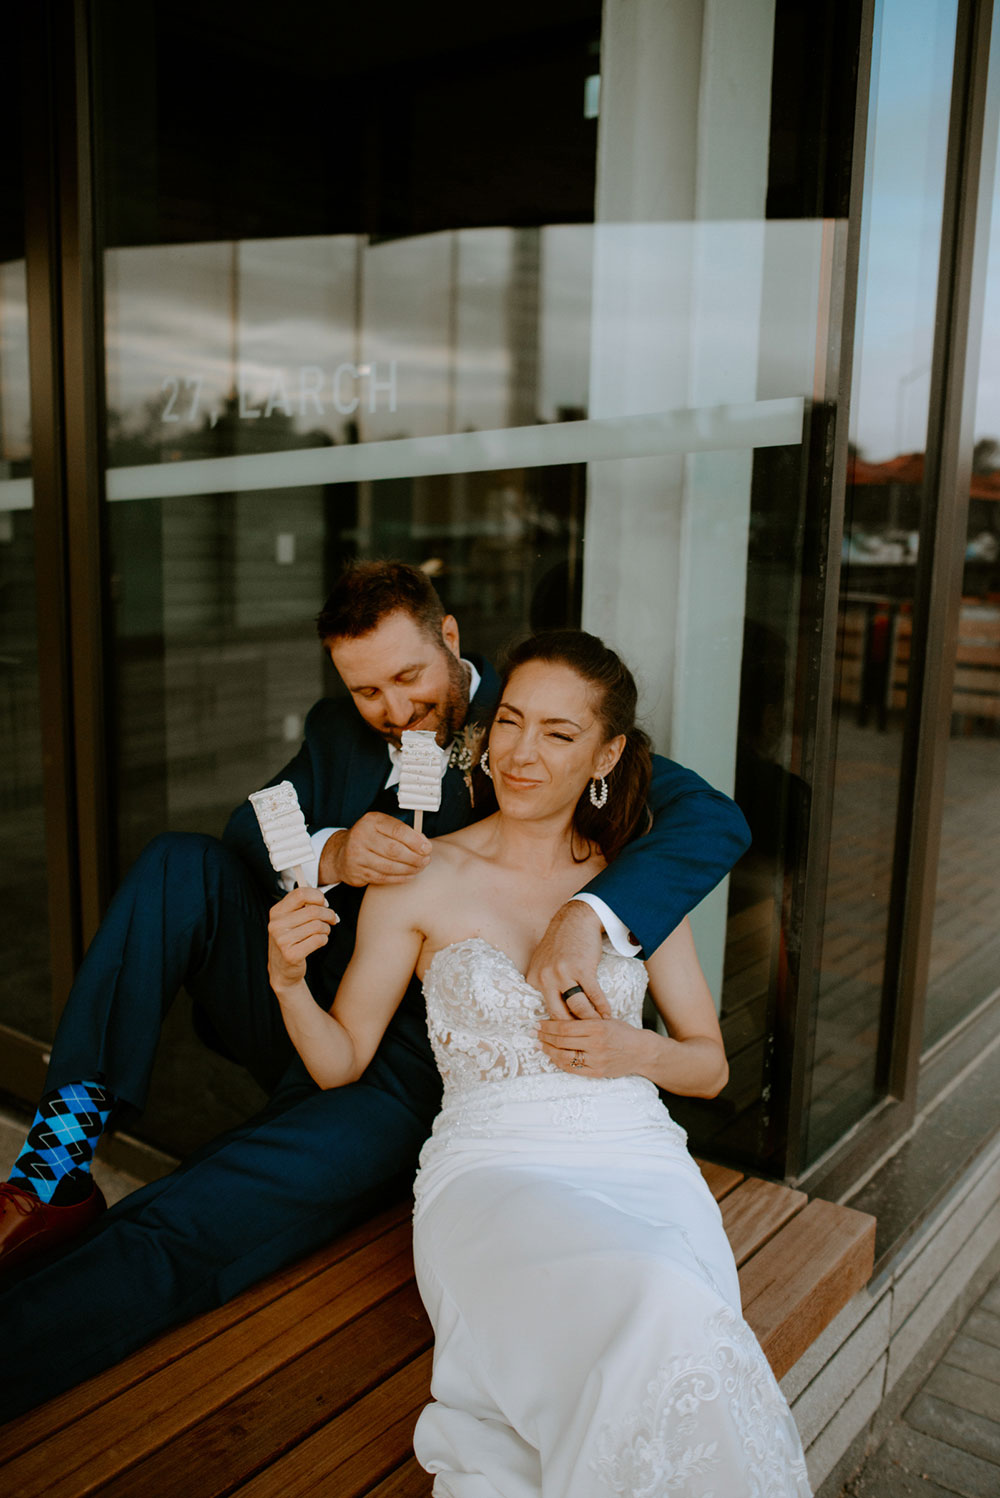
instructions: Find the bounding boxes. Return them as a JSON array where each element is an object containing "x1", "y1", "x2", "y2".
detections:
[
  {"x1": 398, "y1": 729, "x2": 444, "y2": 831},
  {"x1": 248, "y1": 780, "x2": 314, "y2": 885}
]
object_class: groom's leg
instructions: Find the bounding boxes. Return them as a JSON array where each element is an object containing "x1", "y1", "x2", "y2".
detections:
[
  {"x1": 1, "y1": 832, "x2": 290, "y2": 1263},
  {"x1": 0, "y1": 1023, "x2": 442, "y2": 1421},
  {"x1": 46, "y1": 831, "x2": 291, "y2": 1107}
]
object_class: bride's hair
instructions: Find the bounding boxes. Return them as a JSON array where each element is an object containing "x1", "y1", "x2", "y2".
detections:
[{"x1": 484, "y1": 630, "x2": 653, "y2": 863}]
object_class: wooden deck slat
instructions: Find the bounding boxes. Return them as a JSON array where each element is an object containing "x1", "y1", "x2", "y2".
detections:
[
  {"x1": 721, "y1": 1177, "x2": 808, "y2": 1267},
  {"x1": 697, "y1": 1158, "x2": 744, "y2": 1200},
  {"x1": 4, "y1": 1169, "x2": 878, "y2": 1497},
  {"x1": 3, "y1": 1229, "x2": 417, "y2": 1497},
  {"x1": 229, "y1": 1352, "x2": 434, "y2": 1498},
  {"x1": 739, "y1": 1197, "x2": 877, "y2": 1380},
  {"x1": 364, "y1": 1457, "x2": 433, "y2": 1497},
  {"x1": 93, "y1": 1282, "x2": 433, "y2": 1498},
  {"x1": 0, "y1": 1198, "x2": 411, "y2": 1461}
]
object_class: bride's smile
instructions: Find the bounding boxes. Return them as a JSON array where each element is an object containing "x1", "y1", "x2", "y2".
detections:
[{"x1": 490, "y1": 659, "x2": 625, "y2": 822}]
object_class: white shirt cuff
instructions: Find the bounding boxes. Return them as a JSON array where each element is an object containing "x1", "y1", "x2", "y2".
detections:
[
  {"x1": 278, "y1": 827, "x2": 339, "y2": 892},
  {"x1": 570, "y1": 894, "x2": 641, "y2": 956}
]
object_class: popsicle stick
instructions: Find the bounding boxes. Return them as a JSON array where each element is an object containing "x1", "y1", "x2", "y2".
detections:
[
  {"x1": 413, "y1": 810, "x2": 424, "y2": 836},
  {"x1": 291, "y1": 865, "x2": 307, "y2": 888}
]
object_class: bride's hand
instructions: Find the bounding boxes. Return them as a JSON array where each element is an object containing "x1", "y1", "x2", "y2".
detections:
[
  {"x1": 537, "y1": 1016, "x2": 645, "y2": 1078},
  {"x1": 268, "y1": 887, "x2": 340, "y2": 993}
]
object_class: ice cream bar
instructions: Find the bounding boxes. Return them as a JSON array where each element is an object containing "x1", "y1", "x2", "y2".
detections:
[
  {"x1": 398, "y1": 729, "x2": 444, "y2": 834},
  {"x1": 248, "y1": 780, "x2": 314, "y2": 886}
]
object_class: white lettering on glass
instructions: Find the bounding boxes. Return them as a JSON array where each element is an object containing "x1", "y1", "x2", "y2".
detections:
[
  {"x1": 367, "y1": 361, "x2": 398, "y2": 414},
  {"x1": 159, "y1": 361, "x2": 400, "y2": 425},
  {"x1": 161, "y1": 376, "x2": 181, "y2": 421},
  {"x1": 298, "y1": 365, "x2": 324, "y2": 416},
  {"x1": 263, "y1": 369, "x2": 293, "y2": 418},
  {"x1": 331, "y1": 363, "x2": 360, "y2": 415},
  {"x1": 238, "y1": 372, "x2": 262, "y2": 419}
]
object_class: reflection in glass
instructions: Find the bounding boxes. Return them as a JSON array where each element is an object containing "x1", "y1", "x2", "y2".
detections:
[
  {"x1": 924, "y1": 62, "x2": 1000, "y2": 1048},
  {"x1": 808, "y1": 0, "x2": 958, "y2": 1163},
  {"x1": 0, "y1": 55, "x2": 51, "y2": 1044},
  {"x1": 94, "y1": 0, "x2": 857, "y2": 1169}
]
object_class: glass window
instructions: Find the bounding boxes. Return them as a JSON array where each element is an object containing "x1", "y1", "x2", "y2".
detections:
[
  {"x1": 924, "y1": 21, "x2": 1000, "y2": 1050},
  {"x1": 806, "y1": 0, "x2": 959, "y2": 1164},
  {"x1": 0, "y1": 23, "x2": 51, "y2": 1046},
  {"x1": 94, "y1": 0, "x2": 860, "y2": 1166}
]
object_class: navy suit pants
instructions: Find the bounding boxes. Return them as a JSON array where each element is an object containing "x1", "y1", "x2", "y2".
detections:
[{"x1": 0, "y1": 833, "x2": 441, "y2": 1419}]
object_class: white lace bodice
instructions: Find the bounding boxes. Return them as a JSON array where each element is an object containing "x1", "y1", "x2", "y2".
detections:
[{"x1": 422, "y1": 936, "x2": 648, "y2": 1103}]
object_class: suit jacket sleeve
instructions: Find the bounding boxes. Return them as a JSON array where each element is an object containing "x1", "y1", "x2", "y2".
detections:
[
  {"x1": 581, "y1": 754, "x2": 751, "y2": 957},
  {"x1": 222, "y1": 697, "x2": 353, "y2": 896}
]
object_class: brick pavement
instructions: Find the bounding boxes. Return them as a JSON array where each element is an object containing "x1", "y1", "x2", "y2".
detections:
[{"x1": 839, "y1": 1266, "x2": 1000, "y2": 1497}]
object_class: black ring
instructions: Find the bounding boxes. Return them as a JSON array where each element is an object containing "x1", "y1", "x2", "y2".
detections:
[{"x1": 561, "y1": 984, "x2": 585, "y2": 1001}]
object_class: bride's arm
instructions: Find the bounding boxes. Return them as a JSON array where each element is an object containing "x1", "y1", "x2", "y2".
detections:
[
  {"x1": 268, "y1": 884, "x2": 424, "y2": 1088},
  {"x1": 537, "y1": 917, "x2": 728, "y2": 1098},
  {"x1": 639, "y1": 918, "x2": 729, "y2": 1096}
]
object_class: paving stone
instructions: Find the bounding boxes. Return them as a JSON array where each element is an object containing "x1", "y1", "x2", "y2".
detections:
[
  {"x1": 964, "y1": 1309, "x2": 1000, "y2": 1352},
  {"x1": 944, "y1": 1334, "x2": 1000, "y2": 1388},
  {"x1": 905, "y1": 1392, "x2": 1000, "y2": 1467},
  {"x1": 846, "y1": 1440, "x2": 971, "y2": 1496},
  {"x1": 876, "y1": 1421, "x2": 1000, "y2": 1497},
  {"x1": 922, "y1": 1363, "x2": 1000, "y2": 1423}
]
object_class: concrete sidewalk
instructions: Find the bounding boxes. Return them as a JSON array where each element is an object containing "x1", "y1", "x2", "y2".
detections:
[{"x1": 839, "y1": 1265, "x2": 1000, "y2": 1497}]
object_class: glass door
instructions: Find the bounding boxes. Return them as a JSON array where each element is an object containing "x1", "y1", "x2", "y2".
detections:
[
  {"x1": 806, "y1": 0, "x2": 960, "y2": 1164},
  {"x1": 0, "y1": 22, "x2": 51, "y2": 1054}
]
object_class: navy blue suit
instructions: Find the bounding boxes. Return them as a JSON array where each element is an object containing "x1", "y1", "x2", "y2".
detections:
[{"x1": 0, "y1": 655, "x2": 749, "y2": 1419}]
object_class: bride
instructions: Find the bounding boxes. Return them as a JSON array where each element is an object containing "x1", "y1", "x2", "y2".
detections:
[{"x1": 267, "y1": 630, "x2": 812, "y2": 1498}]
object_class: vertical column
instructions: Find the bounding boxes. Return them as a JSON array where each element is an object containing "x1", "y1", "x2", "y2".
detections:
[{"x1": 583, "y1": 0, "x2": 775, "y2": 994}]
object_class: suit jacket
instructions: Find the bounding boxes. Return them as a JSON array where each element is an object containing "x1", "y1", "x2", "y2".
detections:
[{"x1": 223, "y1": 649, "x2": 751, "y2": 992}]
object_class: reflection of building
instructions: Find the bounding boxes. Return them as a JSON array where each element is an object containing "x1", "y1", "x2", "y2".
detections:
[{"x1": 3, "y1": 2, "x2": 1000, "y2": 1486}]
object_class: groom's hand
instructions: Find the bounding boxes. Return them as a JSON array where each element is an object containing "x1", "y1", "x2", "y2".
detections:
[
  {"x1": 526, "y1": 901, "x2": 612, "y2": 1021},
  {"x1": 321, "y1": 813, "x2": 432, "y2": 887}
]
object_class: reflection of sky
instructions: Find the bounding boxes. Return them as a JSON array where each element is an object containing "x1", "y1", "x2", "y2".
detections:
[
  {"x1": 0, "y1": 262, "x2": 30, "y2": 463},
  {"x1": 102, "y1": 230, "x2": 598, "y2": 446},
  {"x1": 11, "y1": 0, "x2": 1000, "y2": 472},
  {"x1": 98, "y1": 220, "x2": 825, "y2": 451},
  {"x1": 976, "y1": 38, "x2": 1000, "y2": 449},
  {"x1": 851, "y1": 0, "x2": 959, "y2": 460},
  {"x1": 2, "y1": 218, "x2": 829, "y2": 469}
]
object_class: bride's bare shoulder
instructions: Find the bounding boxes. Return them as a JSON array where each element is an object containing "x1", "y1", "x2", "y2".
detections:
[
  {"x1": 431, "y1": 815, "x2": 499, "y2": 861},
  {"x1": 359, "y1": 821, "x2": 490, "y2": 926}
]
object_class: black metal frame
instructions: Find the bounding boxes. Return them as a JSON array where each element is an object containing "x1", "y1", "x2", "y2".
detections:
[
  {"x1": 800, "y1": 0, "x2": 998, "y2": 1197},
  {"x1": 8, "y1": 0, "x2": 108, "y2": 1063},
  {"x1": 781, "y1": 0, "x2": 878, "y2": 1184}
]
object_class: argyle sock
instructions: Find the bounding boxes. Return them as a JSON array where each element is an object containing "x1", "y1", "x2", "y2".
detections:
[{"x1": 9, "y1": 1081, "x2": 114, "y2": 1205}]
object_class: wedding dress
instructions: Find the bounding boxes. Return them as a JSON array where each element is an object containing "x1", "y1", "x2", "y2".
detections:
[{"x1": 411, "y1": 938, "x2": 813, "y2": 1498}]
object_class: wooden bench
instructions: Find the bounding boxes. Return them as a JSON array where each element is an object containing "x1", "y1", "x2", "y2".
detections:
[{"x1": 0, "y1": 1162, "x2": 875, "y2": 1497}]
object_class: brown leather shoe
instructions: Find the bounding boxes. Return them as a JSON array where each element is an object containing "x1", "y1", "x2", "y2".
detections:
[{"x1": 0, "y1": 1179, "x2": 107, "y2": 1273}]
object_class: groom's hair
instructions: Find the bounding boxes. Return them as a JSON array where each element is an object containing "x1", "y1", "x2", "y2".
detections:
[{"x1": 316, "y1": 560, "x2": 446, "y2": 644}]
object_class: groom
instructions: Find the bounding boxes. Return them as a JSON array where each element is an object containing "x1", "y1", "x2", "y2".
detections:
[{"x1": 0, "y1": 560, "x2": 749, "y2": 1418}]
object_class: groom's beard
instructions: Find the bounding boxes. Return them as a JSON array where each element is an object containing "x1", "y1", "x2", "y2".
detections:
[
  {"x1": 380, "y1": 652, "x2": 471, "y2": 748},
  {"x1": 436, "y1": 652, "x2": 473, "y2": 746}
]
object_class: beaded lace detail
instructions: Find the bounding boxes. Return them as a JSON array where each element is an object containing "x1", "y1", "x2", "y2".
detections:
[
  {"x1": 423, "y1": 936, "x2": 647, "y2": 1097},
  {"x1": 416, "y1": 939, "x2": 688, "y2": 1173},
  {"x1": 589, "y1": 1305, "x2": 812, "y2": 1496}
]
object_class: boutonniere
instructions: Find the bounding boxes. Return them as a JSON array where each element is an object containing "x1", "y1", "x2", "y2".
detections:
[{"x1": 448, "y1": 721, "x2": 487, "y2": 806}]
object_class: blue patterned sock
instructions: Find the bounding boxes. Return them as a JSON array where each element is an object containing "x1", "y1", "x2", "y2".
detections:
[{"x1": 9, "y1": 1081, "x2": 114, "y2": 1205}]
